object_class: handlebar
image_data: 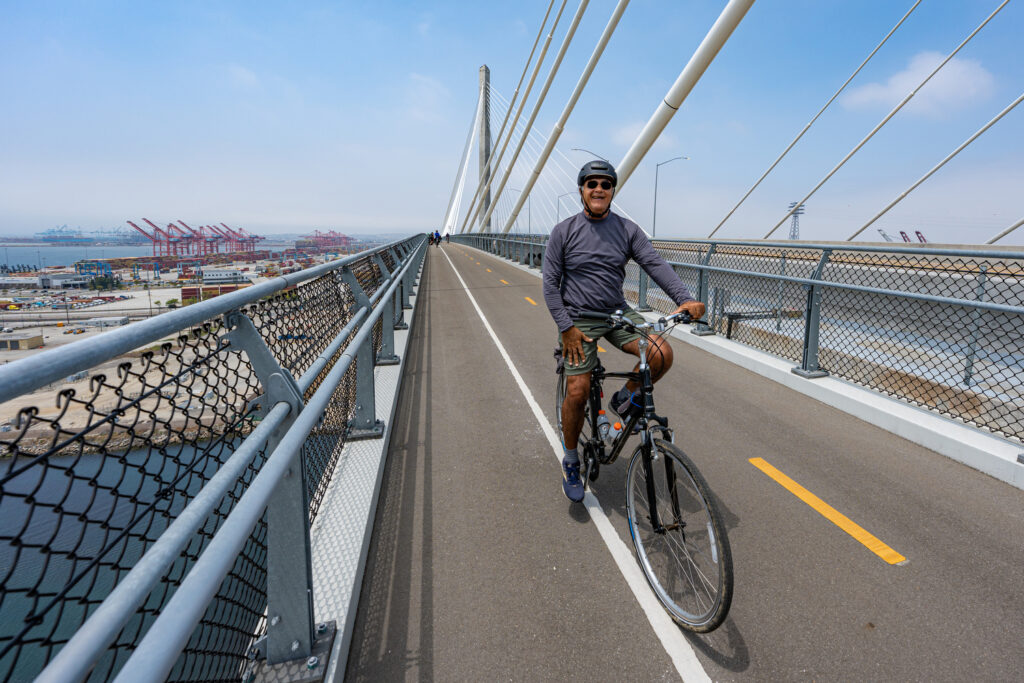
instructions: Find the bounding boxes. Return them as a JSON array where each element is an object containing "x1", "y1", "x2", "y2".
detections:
[{"x1": 576, "y1": 309, "x2": 706, "y2": 333}]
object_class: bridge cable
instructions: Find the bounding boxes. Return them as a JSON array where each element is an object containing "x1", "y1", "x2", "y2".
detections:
[
  {"x1": 707, "y1": 0, "x2": 923, "y2": 238},
  {"x1": 487, "y1": 81, "x2": 642, "y2": 230},
  {"x1": 763, "y1": 0, "x2": 1012, "y2": 239},
  {"x1": 496, "y1": 0, "x2": 632, "y2": 235},
  {"x1": 441, "y1": 88, "x2": 484, "y2": 235},
  {"x1": 986, "y1": 215, "x2": 1024, "y2": 244},
  {"x1": 489, "y1": 81, "x2": 643, "y2": 229},
  {"x1": 470, "y1": 0, "x2": 588, "y2": 234},
  {"x1": 458, "y1": 0, "x2": 559, "y2": 233},
  {"x1": 457, "y1": 0, "x2": 556, "y2": 234},
  {"x1": 848, "y1": 90, "x2": 1024, "y2": 241},
  {"x1": 466, "y1": 0, "x2": 572, "y2": 234}
]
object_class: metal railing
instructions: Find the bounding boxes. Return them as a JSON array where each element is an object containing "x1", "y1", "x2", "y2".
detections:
[
  {"x1": 0, "y1": 236, "x2": 426, "y2": 682},
  {"x1": 452, "y1": 234, "x2": 1024, "y2": 445}
]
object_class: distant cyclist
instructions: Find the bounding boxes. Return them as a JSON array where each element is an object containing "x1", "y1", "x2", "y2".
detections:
[
  {"x1": 434, "y1": 230, "x2": 441, "y2": 246},
  {"x1": 542, "y1": 160, "x2": 705, "y2": 502}
]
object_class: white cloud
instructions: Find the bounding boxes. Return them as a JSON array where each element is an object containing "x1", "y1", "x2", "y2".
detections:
[
  {"x1": 842, "y1": 51, "x2": 995, "y2": 116},
  {"x1": 417, "y1": 13, "x2": 432, "y2": 37},
  {"x1": 226, "y1": 64, "x2": 260, "y2": 89}
]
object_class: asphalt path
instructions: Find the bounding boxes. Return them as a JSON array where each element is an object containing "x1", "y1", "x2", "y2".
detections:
[{"x1": 347, "y1": 243, "x2": 1024, "y2": 681}]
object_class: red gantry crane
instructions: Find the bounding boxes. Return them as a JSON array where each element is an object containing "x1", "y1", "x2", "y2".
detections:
[{"x1": 127, "y1": 219, "x2": 179, "y2": 257}]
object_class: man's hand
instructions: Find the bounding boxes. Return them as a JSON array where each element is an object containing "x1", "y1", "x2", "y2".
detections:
[
  {"x1": 561, "y1": 326, "x2": 593, "y2": 368},
  {"x1": 672, "y1": 300, "x2": 706, "y2": 321}
]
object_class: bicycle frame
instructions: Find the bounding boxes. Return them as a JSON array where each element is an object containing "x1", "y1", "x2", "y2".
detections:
[{"x1": 581, "y1": 328, "x2": 675, "y2": 532}]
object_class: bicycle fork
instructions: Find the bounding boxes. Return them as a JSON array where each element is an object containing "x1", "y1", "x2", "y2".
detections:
[{"x1": 640, "y1": 440, "x2": 685, "y2": 536}]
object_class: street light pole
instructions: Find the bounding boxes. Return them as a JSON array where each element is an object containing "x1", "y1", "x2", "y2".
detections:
[
  {"x1": 571, "y1": 147, "x2": 609, "y2": 162},
  {"x1": 652, "y1": 156, "x2": 688, "y2": 238},
  {"x1": 556, "y1": 191, "x2": 575, "y2": 223}
]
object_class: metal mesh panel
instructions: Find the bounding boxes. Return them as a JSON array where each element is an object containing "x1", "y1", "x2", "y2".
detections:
[
  {"x1": 0, "y1": 322, "x2": 269, "y2": 682},
  {"x1": 601, "y1": 238, "x2": 1024, "y2": 443},
  {"x1": 0, "y1": 238, "x2": 417, "y2": 681},
  {"x1": 379, "y1": 249, "x2": 396, "y2": 274},
  {"x1": 304, "y1": 362, "x2": 358, "y2": 524},
  {"x1": 168, "y1": 514, "x2": 268, "y2": 683},
  {"x1": 816, "y1": 278, "x2": 1024, "y2": 441},
  {"x1": 351, "y1": 257, "x2": 382, "y2": 300}
]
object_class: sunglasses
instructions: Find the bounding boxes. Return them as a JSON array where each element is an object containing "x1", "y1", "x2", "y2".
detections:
[{"x1": 585, "y1": 179, "x2": 613, "y2": 190}]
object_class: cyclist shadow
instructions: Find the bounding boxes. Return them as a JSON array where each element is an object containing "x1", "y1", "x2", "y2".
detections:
[{"x1": 683, "y1": 617, "x2": 751, "y2": 673}]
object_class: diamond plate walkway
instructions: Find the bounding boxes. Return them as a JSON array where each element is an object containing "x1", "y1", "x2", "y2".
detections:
[{"x1": 344, "y1": 243, "x2": 1024, "y2": 681}]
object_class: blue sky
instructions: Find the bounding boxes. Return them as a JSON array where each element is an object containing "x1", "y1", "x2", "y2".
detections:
[{"x1": 2, "y1": 1, "x2": 1022, "y2": 245}]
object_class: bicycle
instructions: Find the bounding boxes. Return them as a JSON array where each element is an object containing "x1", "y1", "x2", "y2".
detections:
[{"x1": 555, "y1": 310, "x2": 733, "y2": 632}]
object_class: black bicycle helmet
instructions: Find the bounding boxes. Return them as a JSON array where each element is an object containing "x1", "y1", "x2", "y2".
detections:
[{"x1": 577, "y1": 160, "x2": 618, "y2": 187}]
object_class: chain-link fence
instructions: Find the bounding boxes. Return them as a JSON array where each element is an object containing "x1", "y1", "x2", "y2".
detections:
[
  {"x1": 455, "y1": 234, "x2": 1024, "y2": 445},
  {"x1": 0, "y1": 237, "x2": 424, "y2": 682}
]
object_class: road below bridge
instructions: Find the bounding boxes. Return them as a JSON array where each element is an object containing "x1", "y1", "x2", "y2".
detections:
[{"x1": 346, "y1": 243, "x2": 1024, "y2": 681}]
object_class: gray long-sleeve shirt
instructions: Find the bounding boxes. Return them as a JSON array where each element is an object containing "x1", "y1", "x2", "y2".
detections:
[{"x1": 542, "y1": 211, "x2": 695, "y2": 332}]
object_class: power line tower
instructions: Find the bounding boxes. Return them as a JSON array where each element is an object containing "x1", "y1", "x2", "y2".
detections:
[{"x1": 788, "y1": 202, "x2": 805, "y2": 240}]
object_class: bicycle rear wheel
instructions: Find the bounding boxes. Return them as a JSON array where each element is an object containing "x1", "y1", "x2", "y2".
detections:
[{"x1": 625, "y1": 438, "x2": 733, "y2": 632}]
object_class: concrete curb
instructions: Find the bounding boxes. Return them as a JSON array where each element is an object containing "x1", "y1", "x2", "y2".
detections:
[{"x1": 474, "y1": 245, "x2": 1024, "y2": 491}]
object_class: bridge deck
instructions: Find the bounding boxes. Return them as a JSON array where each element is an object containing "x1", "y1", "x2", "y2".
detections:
[{"x1": 345, "y1": 244, "x2": 1024, "y2": 681}]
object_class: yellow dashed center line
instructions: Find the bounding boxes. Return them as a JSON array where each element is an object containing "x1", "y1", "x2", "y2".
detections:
[
  {"x1": 749, "y1": 457, "x2": 906, "y2": 565},
  {"x1": 486, "y1": 268, "x2": 492, "y2": 272},
  {"x1": 597, "y1": 345, "x2": 606, "y2": 353},
  {"x1": 500, "y1": 279, "x2": 509, "y2": 285},
  {"x1": 524, "y1": 297, "x2": 537, "y2": 306}
]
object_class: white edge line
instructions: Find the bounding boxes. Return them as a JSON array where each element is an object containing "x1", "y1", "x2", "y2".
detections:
[{"x1": 440, "y1": 247, "x2": 711, "y2": 683}]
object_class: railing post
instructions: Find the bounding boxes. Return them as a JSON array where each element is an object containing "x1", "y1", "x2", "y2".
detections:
[
  {"x1": 394, "y1": 281, "x2": 409, "y2": 330},
  {"x1": 792, "y1": 249, "x2": 832, "y2": 378},
  {"x1": 371, "y1": 254, "x2": 400, "y2": 364},
  {"x1": 637, "y1": 271, "x2": 651, "y2": 311},
  {"x1": 223, "y1": 312, "x2": 314, "y2": 665},
  {"x1": 963, "y1": 264, "x2": 988, "y2": 386},
  {"x1": 377, "y1": 291, "x2": 399, "y2": 365},
  {"x1": 339, "y1": 266, "x2": 371, "y2": 311},
  {"x1": 692, "y1": 244, "x2": 717, "y2": 336},
  {"x1": 348, "y1": 331, "x2": 385, "y2": 439},
  {"x1": 776, "y1": 251, "x2": 786, "y2": 331},
  {"x1": 372, "y1": 253, "x2": 392, "y2": 280}
]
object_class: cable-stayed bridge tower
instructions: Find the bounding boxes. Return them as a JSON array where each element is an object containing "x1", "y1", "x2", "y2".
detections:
[{"x1": 478, "y1": 65, "x2": 492, "y2": 231}]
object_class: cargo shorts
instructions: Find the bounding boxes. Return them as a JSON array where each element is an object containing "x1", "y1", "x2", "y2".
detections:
[{"x1": 557, "y1": 307, "x2": 646, "y2": 376}]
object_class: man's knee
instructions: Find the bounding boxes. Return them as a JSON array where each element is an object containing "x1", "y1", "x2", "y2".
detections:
[
  {"x1": 650, "y1": 338, "x2": 674, "y2": 373},
  {"x1": 565, "y1": 375, "x2": 590, "y2": 404}
]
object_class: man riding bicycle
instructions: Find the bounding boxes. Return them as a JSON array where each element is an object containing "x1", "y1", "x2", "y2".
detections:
[{"x1": 542, "y1": 160, "x2": 705, "y2": 502}]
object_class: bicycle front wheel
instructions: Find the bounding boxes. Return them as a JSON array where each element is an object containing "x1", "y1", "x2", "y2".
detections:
[{"x1": 625, "y1": 439, "x2": 733, "y2": 632}]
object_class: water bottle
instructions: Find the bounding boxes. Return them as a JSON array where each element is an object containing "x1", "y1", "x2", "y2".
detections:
[
  {"x1": 596, "y1": 410, "x2": 610, "y2": 442},
  {"x1": 605, "y1": 420, "x2": 624, "y2": 446}
]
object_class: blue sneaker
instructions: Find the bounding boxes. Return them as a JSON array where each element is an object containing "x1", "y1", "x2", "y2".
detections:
[{"x1": 561, "y1": 458, "x2": 584, "y2": 502}]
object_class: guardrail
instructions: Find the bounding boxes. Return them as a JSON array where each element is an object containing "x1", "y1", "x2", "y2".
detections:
[
  {"x1": 0, "y1": 236, "x2": 426, "y2": 681},
  {"x1": 452, "y1": 233, "x2": 1024, "y2": 445}
]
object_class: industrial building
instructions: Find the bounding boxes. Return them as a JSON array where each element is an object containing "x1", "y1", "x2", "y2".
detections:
[
  {"x1": 0, "y1": 333, "x2": 43, "y2": 350},
  {"x1": 38, "y1": 273, "x2": 92, "y2": 289},
  {"x1": 0, "y1": 277, "x2": 36, "y2": 289},
  {"x1": 200, "y1": 268, "x2": 251, "y2": 284}
]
